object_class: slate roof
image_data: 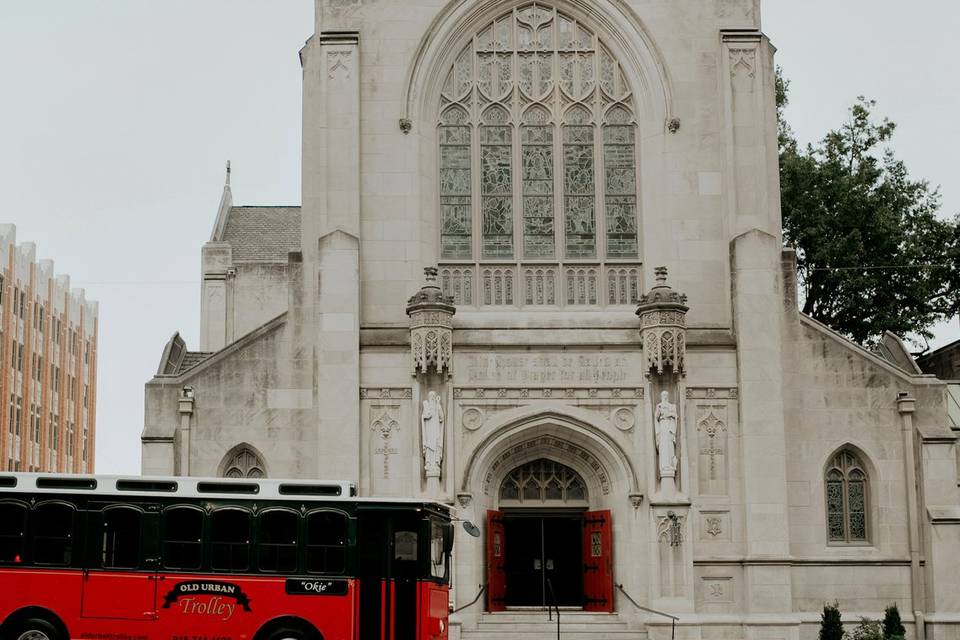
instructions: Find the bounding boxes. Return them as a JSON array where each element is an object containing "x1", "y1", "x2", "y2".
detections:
[
  {"x1": 180, "y1": 352, "x2": 215, "y2": 372},
  {"x1": 220, "y1": 206, "x2": 301, "y2": 262}
]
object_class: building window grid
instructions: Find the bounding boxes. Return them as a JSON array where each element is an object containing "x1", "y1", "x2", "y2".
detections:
[
  {"x1": 437, "y1": 3, "x2": 641, "y2": 309},
  {"x1": 825, "y1": 450, "x2": 869, "y2": 544}
]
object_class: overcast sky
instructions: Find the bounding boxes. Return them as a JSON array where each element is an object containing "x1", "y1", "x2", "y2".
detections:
[{"x1": 0, "y1": 1, "x2": 957, "y2": 475}]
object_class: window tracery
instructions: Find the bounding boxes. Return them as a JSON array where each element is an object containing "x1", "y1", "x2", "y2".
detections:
[
  {"x1": 825, "y1": 449, "x2": 868, "y2": 543},
  {"x1": 221, "y1": 446, "x2": 266, "y2": 479},
  {"x1": 438, "y1": 3, "x2": 640, "y2": 307},
  {"x1": 499, "y1": 458, "x2": 588, "y2": 505}
]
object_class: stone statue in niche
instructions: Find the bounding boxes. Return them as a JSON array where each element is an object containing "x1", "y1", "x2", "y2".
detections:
[
  {"x1": 421, "y1": 390, "x2": 445, "y2": 478},
  {"x1": 655, "y1": 390, "x2": 678, "y2": 479}
]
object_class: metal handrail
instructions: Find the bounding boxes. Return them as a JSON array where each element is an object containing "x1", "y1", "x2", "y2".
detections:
[
  {"x1": 546, "y1": 577, "x2": 560, "y2": 640},
  {"x1": 615, "y1": 583, "x2": 678, "y2": 640},
  {"x1": 452, "y1": 584, "x2": 487, "y2": 614}
]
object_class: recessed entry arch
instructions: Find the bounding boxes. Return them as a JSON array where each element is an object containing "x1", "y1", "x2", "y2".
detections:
[{"x1": 462, "y1": 409, "x2": 640, "y2": 508}]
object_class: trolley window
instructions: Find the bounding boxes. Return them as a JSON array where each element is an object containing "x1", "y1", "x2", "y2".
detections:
[
  {"x1": 256, "y1": 509, "x2": 298, "y2": 573},
  {"x1": 162, "y1": 506, "x2": 204, "y2": 570},
  {"x1": 0, "y1": 501, "x2": 27, "y2": 563},
  {"x1": 211, "y1": 508, "x2": 251, "y2": 572},
  {"x1": 101, "y1": 506, "x2": 142, "y2": 569},
  {"x1": 305, "y1": 510, "x2": 347, "y2": 575},
  {"x1": 33, "y1": 502, "x2": 75, "y2": 566}
]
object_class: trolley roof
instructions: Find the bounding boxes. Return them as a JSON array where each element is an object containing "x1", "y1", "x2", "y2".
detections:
[{"x1": 0, "y1": 473, "x2": 451, "y2": 511}]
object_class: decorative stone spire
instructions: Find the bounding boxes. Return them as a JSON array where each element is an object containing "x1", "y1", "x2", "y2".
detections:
[
  {"x1": 407, "y1": 267, "x2": 456, "y2": 377},
  {"x1": 636, "y1": 267, "x2": 689, "y2": 377}
]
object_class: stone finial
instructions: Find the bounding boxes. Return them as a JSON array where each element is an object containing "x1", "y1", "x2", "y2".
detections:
[
  {"x1": 225, "y1": 160, "x2": 231, "y2": 187},
  {"x1": 636, "y1": 267, "x2": 689, "y2": 377},
  {"x1": 407, "y1": 267, "x2": 456, "y2": 377}
]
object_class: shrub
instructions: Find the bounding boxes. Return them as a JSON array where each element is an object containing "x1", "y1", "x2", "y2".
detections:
[
  {"x1": 883, "y1": 604, "x2": 906, "y2": 640},
  {"x1": 850, "y1": 618, "x2": 883, "y2": 640},
  {"x1": 820, "y1": 603, "x2": 844, "y2": 640}
]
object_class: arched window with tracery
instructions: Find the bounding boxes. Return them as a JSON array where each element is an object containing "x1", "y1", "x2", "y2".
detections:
[
  {"x1": 825, "y1": 449, "x2": 868, "y2": 543},
  {"x1": 220, "y1": 446, "x2": 266, "y2": 479},
  {"x1": 438, "y1": 3, "x2": 641, "y2": 308},
  {"x1": 499, "y1": 458, "x2": 588, "y2": 506}
]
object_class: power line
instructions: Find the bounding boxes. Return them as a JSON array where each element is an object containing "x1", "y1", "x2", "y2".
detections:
[{"x1": 806, "y1": 263, "x2": 954, "y2": 272}]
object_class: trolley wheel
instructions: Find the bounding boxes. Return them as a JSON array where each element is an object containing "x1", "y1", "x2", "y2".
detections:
[
  {"x1": 264, "y1": 625, "x2": 319, "y2": 640},
  {"x1": 8, "y1": 619, "x2": 61, "y2": 640}
]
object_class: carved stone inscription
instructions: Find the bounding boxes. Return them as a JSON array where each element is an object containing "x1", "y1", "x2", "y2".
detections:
[{"x1": 460, "y1": 353, "x2": 632, "y2": 385}]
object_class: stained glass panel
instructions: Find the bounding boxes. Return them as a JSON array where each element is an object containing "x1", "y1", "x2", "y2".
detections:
[
  {"x1": 522, "y1": 122, "x2": 554, "y2": 258},
  {"x1": 481, "y1": 120, "x2": 514, "y2": 258},
  {"x1": 826, "y1": 480, "x2": 845, "y2": 540},
  {"x1": 564, "y1": 117, "x2": 595, "y2": 258},
  {"x1": 848, "y1": 480, "x2": 866, "y2": 540},
  {"x1": 440, "y1": 109, "x2": 472, "y2": 260},
  {"x1": 604, "y1": 120, "x2": 638, "y2": 258}
]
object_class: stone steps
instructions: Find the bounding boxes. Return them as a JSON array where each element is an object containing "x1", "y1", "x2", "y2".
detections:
[{"x1": 461, "y1": 611, "x2": 648, "y2": 640}]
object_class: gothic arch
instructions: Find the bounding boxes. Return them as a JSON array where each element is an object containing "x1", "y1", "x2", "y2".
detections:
[
  {"x1": 403, "y1": 0, "x2": 675, "y2": 129},
  {"x1": 461, "y1": 406, "x2": 641, "y2": 504},
  {"x1": 218, "y1": 443, "x2": 268, "y2": 479},
  {"x1": 820, "y1": 443, "x2": 877, "y2": 544}
]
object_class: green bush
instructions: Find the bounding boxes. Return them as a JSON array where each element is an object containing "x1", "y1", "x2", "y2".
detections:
[
  {"x1": 849, "y1": 618, "x2": 883, "y2": 640},
  {"x1": 820, "y1": 603, "x2": 844, "y2": 640},
  {"x1": 883, "y1": 604, "x2": 906, "y2": 640}
]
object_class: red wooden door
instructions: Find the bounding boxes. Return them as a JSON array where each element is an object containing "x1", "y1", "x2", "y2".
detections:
[
  {"x1": 486, "y1": 510, "x2": 506, "y2": 612},
  {"x1": 582, "y1": 510, "x2": 613, "y2": 612}
]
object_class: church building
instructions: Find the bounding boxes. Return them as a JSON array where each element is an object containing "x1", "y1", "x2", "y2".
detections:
[{"x1": 142, "y1": 1, "x2": 960, "y2": 638}]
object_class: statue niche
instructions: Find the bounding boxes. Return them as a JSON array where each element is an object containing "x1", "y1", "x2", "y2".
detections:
[
  {"x1": 655, "y1": 391, "x2": 678, "y2": 479},
  {"x1": 421, "y1": 390, "x2": 445, "y2": 478}
]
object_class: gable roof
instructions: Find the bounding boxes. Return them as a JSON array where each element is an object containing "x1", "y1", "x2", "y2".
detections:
[{"x1": 219, "y1": 206, "x2": 301, "y2": 263}]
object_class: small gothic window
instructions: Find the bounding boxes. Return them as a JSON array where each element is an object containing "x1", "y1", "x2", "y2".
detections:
[
  {"x1": 499, "y1": 458, "x2": 588, "y2": 505},
  {"x1": 221, "y1": 446, "x2": 266, "y2": 479},
  {"x1": 825, "y1": 450, "x2": 869, "y2": 543}
]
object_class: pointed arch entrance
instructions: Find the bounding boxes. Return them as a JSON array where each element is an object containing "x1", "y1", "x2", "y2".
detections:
[
  {"x1": 462, "y1": 408, "x2": 632, "y2": 614},
  {"x1": 487, "y1": 457, "x2": 612, "y2": 611}
]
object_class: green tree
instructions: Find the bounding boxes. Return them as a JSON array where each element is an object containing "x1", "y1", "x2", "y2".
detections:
[
  {"x1": 820, "y1": 602, "x2": 845, "y2": 640},
  {"x1": 777, "y1": 70, "x2": 960, "y2": 345},
  {"x1": 882, "y1": 604, "x2": 906, "y2": 640}
]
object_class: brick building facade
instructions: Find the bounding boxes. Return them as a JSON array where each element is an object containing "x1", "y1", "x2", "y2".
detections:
[{"x1": 0, "y1": 224, "x2": 98, "y2": 473}]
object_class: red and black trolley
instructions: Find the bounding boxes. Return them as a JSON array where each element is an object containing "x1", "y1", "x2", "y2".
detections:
[{"x1": 0, "y1": 473, "x2": 453, "y2": 640}]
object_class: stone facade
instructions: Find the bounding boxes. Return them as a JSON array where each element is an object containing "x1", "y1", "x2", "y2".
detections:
[{"x1": 143, "y1": 1, "x2": 960, "y2": 638}]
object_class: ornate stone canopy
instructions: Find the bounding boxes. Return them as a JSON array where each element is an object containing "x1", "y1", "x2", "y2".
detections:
[
  {"x1": 407, "y1": 267, "x2": 456, "y2": 377},
  {"x1": 636, "y1": 266, "x2": 689, "y2": 377}
]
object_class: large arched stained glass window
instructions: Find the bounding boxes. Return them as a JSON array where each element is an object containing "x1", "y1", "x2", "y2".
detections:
[
  {"x1": 825, "y1": 450, "x2": 869, "y2": 543},
  {"x1": 438, "y1": 3, "x2": 641, "y2": 308}
]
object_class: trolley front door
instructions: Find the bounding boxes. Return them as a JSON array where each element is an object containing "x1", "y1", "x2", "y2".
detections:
[
  {"x1": 81, "y1": 504, "x2": 159, "y2": 621},
  {"x1": 582, "y1": 510, "x2": 613, "y2": 612},
  {"x1": 486, "y1": 510, "x2": 506, "y2": 612}
]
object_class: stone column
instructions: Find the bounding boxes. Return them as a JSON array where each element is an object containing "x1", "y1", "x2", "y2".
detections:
[
  {"x1": 407, "y1": 267, "x2": 455, "y2": 498},
  {"x1": 176, "y1": 386, "x2": 194, "y2": 476},
  {"x1": 897, "y1": 394, "x2": 926, "y2": 640},
  {"x1": 299, "y1": 30, "x2": 362, "y2": 483},
  {"x1": 732, "y1": 229, "x2": 793, "y2": 626},
  {"x1": 721, "y1": 32, "x2": 781, "y2": 240}
]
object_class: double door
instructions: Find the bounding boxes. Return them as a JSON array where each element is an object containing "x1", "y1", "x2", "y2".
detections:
[{"x1": 486, "y1": 510, "x2": 613, "y2": 612}]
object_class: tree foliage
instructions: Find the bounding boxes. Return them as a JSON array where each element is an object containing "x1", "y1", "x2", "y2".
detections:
[
  {"x1": 820, "y1": 602, "x2": 845, "y2": 640},
  {"x1": 777, "y1": 70, "x2": 960, "y2": 345},
  {"x1": 882, "y1": 604, "x2": 906, "y2": 640}
]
